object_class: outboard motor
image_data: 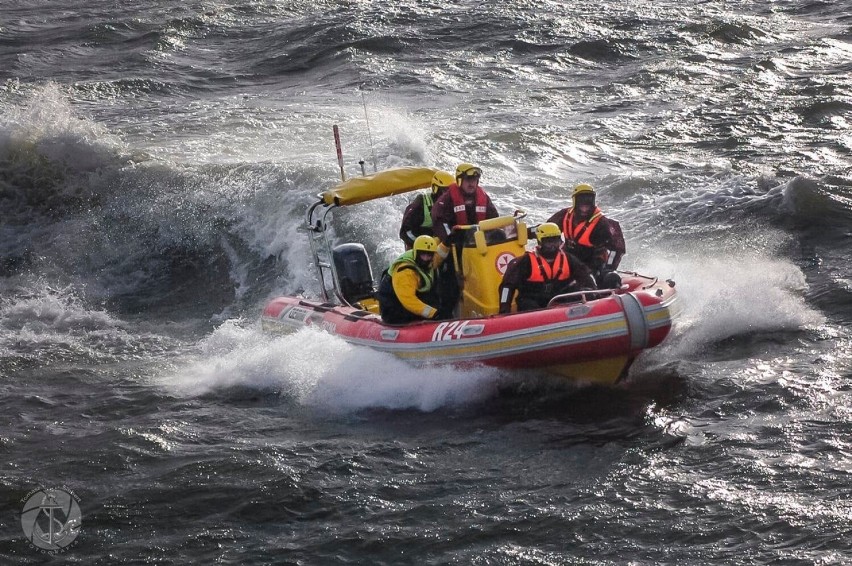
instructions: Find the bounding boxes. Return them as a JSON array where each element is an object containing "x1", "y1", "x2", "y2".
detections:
[{"x1": 332, "y1": 243, "x2": 375, "y2": 304}]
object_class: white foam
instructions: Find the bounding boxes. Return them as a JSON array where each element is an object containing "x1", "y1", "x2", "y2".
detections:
[
  {"x1": 637, "y1": 250, "x2": 825, "y2": 355},
  {"x1": 0, "y1": 284, "x2": 120, "y2": 334},
  {"x1": 0, "y1": 283, "x2": 173, "y2": 362},
  {"x1": 0, "y1": 82, "x2": 125, "y2": 170},
  {"x1": 165, "y1": 321, "x2": 502, "y2": 412}
]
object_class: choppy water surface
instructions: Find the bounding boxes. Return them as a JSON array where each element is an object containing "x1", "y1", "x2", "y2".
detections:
[{"x1": 1, "y1": 1, "x2": 851, "y2": 563}]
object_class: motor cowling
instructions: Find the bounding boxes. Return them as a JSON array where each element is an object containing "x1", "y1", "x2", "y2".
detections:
[{"x1": 332, "y1": 243, "x2": 375, "y2": 304}]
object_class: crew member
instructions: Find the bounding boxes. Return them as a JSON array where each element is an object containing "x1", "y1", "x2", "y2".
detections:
[
  {"x1": 547, "y1": 183, "x2": 626, "y2": 289},
  {"x1": 430, "y1": 163, "x2": 500, "y2": 247},
  {"x1": 429, "y1": 163, "x2": 500, "y2": 316},
  {"x1": 377, "y1": 235, "x2": 448, "y2": 324},
  {"x1": 399, "y1": 170, "x2": 454, "y2": 249},
  {"x1": 498, "y1": 223, "x2": 596, "y2": 314}
]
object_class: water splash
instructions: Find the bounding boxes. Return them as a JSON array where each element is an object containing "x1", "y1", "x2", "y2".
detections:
[
  {"x1": 639, "y1": 250, "x2": 824, "y2": 356},
  {"x1": 164, "y1": 321, "x2": 502, "y2": 412}
]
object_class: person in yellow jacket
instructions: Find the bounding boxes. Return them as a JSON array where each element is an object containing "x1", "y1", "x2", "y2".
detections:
[{"x1": 377, "y1": 235, "x2": 452, "y2": 324}]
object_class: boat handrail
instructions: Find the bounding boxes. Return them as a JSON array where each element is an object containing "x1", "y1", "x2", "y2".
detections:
[
  {"x1": 617, "y1": 270, "x2": 658, "y2": 285},
  {"x1": 303, "y1": 198, "x2": 353, "y2": 305},
  {"x1": 305, "y1": 198, "x2": 333, "y2": 230},
  {"x1": 547, "y1": 288, "x2": 615, "y2": 306}
]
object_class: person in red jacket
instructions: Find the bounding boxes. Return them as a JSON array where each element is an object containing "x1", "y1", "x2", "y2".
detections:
[
  {"x1": 547, "y1": 183, "x2": 625, "y2": 289},
  {"x1": 429, "y1": 163, "x2": 500, "y2": 317},
  {"x1": 398, "y1": 170, "x2": 454, "y2": 250},
  {"x1": 498, "y1": 223, "x2": 596, "y2": 314},
  {"x1": 430, "y1": 163, "x2": 499, "y2": 247}
]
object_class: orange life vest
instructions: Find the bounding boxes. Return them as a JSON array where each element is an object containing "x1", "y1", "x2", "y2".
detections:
[
  {"x1": 562, "y1": 207, "x2": 603, "y2": 248},
  {"x1": 527, "y1": 250, "x2": 572, "y2": 283}
]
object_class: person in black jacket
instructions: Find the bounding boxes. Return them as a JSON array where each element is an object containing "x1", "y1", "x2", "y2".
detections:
[
  {"x1": 399, "y1": 170, "x2": 455, "y2": 250},
  {"x1": 498, "y1": 223, "x2": 596, "y2": 314},
  {"x1": 547, "y1": 183, "x2": 625, "y2": 289}
]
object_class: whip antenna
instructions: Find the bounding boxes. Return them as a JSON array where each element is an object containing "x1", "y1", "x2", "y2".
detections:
[{"x1": 361, "y1": 90, "x2": 378, "y2": 172}]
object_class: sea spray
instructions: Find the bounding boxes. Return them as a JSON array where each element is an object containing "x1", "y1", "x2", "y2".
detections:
[{"x1": 166, "y1": 322, "x2": 502, "y2": 412}]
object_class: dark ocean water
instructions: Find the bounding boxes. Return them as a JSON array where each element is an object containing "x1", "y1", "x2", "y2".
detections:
[{"x1": 1, "y1": 1, "x2": 851, "y2": 564}]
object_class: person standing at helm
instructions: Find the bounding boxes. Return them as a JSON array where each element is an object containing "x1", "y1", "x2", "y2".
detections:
[
  {"x1": 377, "y1": 235, "x2": 448, "y2": 324},
  {"x1": 429, "y1": 163, "x2": 500, "y2": 317},
  {"x1": 498, "y1": 223, "x2": 596, "y2": 314},
  {"x1": 430, "y1": 163, "x2": 500, "y2": 248},
  {"x1": 547, "y1": 183, "x2": 626, "y2": 289},
  {"x1": 399, "y1": 170, "x2": 455, "y2": 250}
]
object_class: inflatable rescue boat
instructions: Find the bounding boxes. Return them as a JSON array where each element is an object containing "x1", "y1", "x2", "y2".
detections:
[{"x1": 261, "y1": 167, "x2": 678, "y2": 385}]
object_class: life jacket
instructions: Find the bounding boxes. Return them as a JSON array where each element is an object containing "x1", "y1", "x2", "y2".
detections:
[
  {"x1": 562, "y1": 207, "x2": 603, "y2": 248},
  {"x1": 388, "y1": 250, "x2": 434, "y2": 293},
  {"x1": 447, "y1": 183, "x2": 489, "y2": 226},
  {"x1": 377, "y1": 250, "x2": 439, "y2": 323},
  {"x1": 420, "y1": 193, "x2": 434, "y2": 229},
  {"x1": 527, "y1": 250, "x2": 572, "y2": 283},
  {"x1": 513, "y1": 250, "x2": 575, "y2": 310}
]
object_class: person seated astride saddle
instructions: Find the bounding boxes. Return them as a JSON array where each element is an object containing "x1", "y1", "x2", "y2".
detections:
[
  {"x1": 498, "y1": 223, "x2": 596, "y2": 314},
  {"x1": 377, "y1": 235, "x2": 452, "y2": 324},
  {"x1": 399, "y1": 170, "x2": 455, "y2": 250},
  {"x1": 546, "y1": 183, "x2": 626, "y2": 289}
]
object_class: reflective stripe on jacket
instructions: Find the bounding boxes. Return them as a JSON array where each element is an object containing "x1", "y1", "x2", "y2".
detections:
[{"x1": 447, "y1": 183, "x2": 489, "y2": 226}]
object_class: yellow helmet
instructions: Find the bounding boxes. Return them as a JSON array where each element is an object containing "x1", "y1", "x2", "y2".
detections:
[
  {"x1": 431, "y1": 171, "x2": 454, "y2": 195},
  {"x1": 455, "y1": 162, "x2": 482, "y2": 183},
  {"x1": 571, "y1": 183, "x2": 596, "y2": 208},
  {"x1": 571, "y1": 183, "x2": 596, "y2": 198},
  {"x1": 413, "y1": 235, "x2": 438, "y2": 254},
  {"x1": 535, "y1": 222, "x2": 562, "y2": 241}
]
